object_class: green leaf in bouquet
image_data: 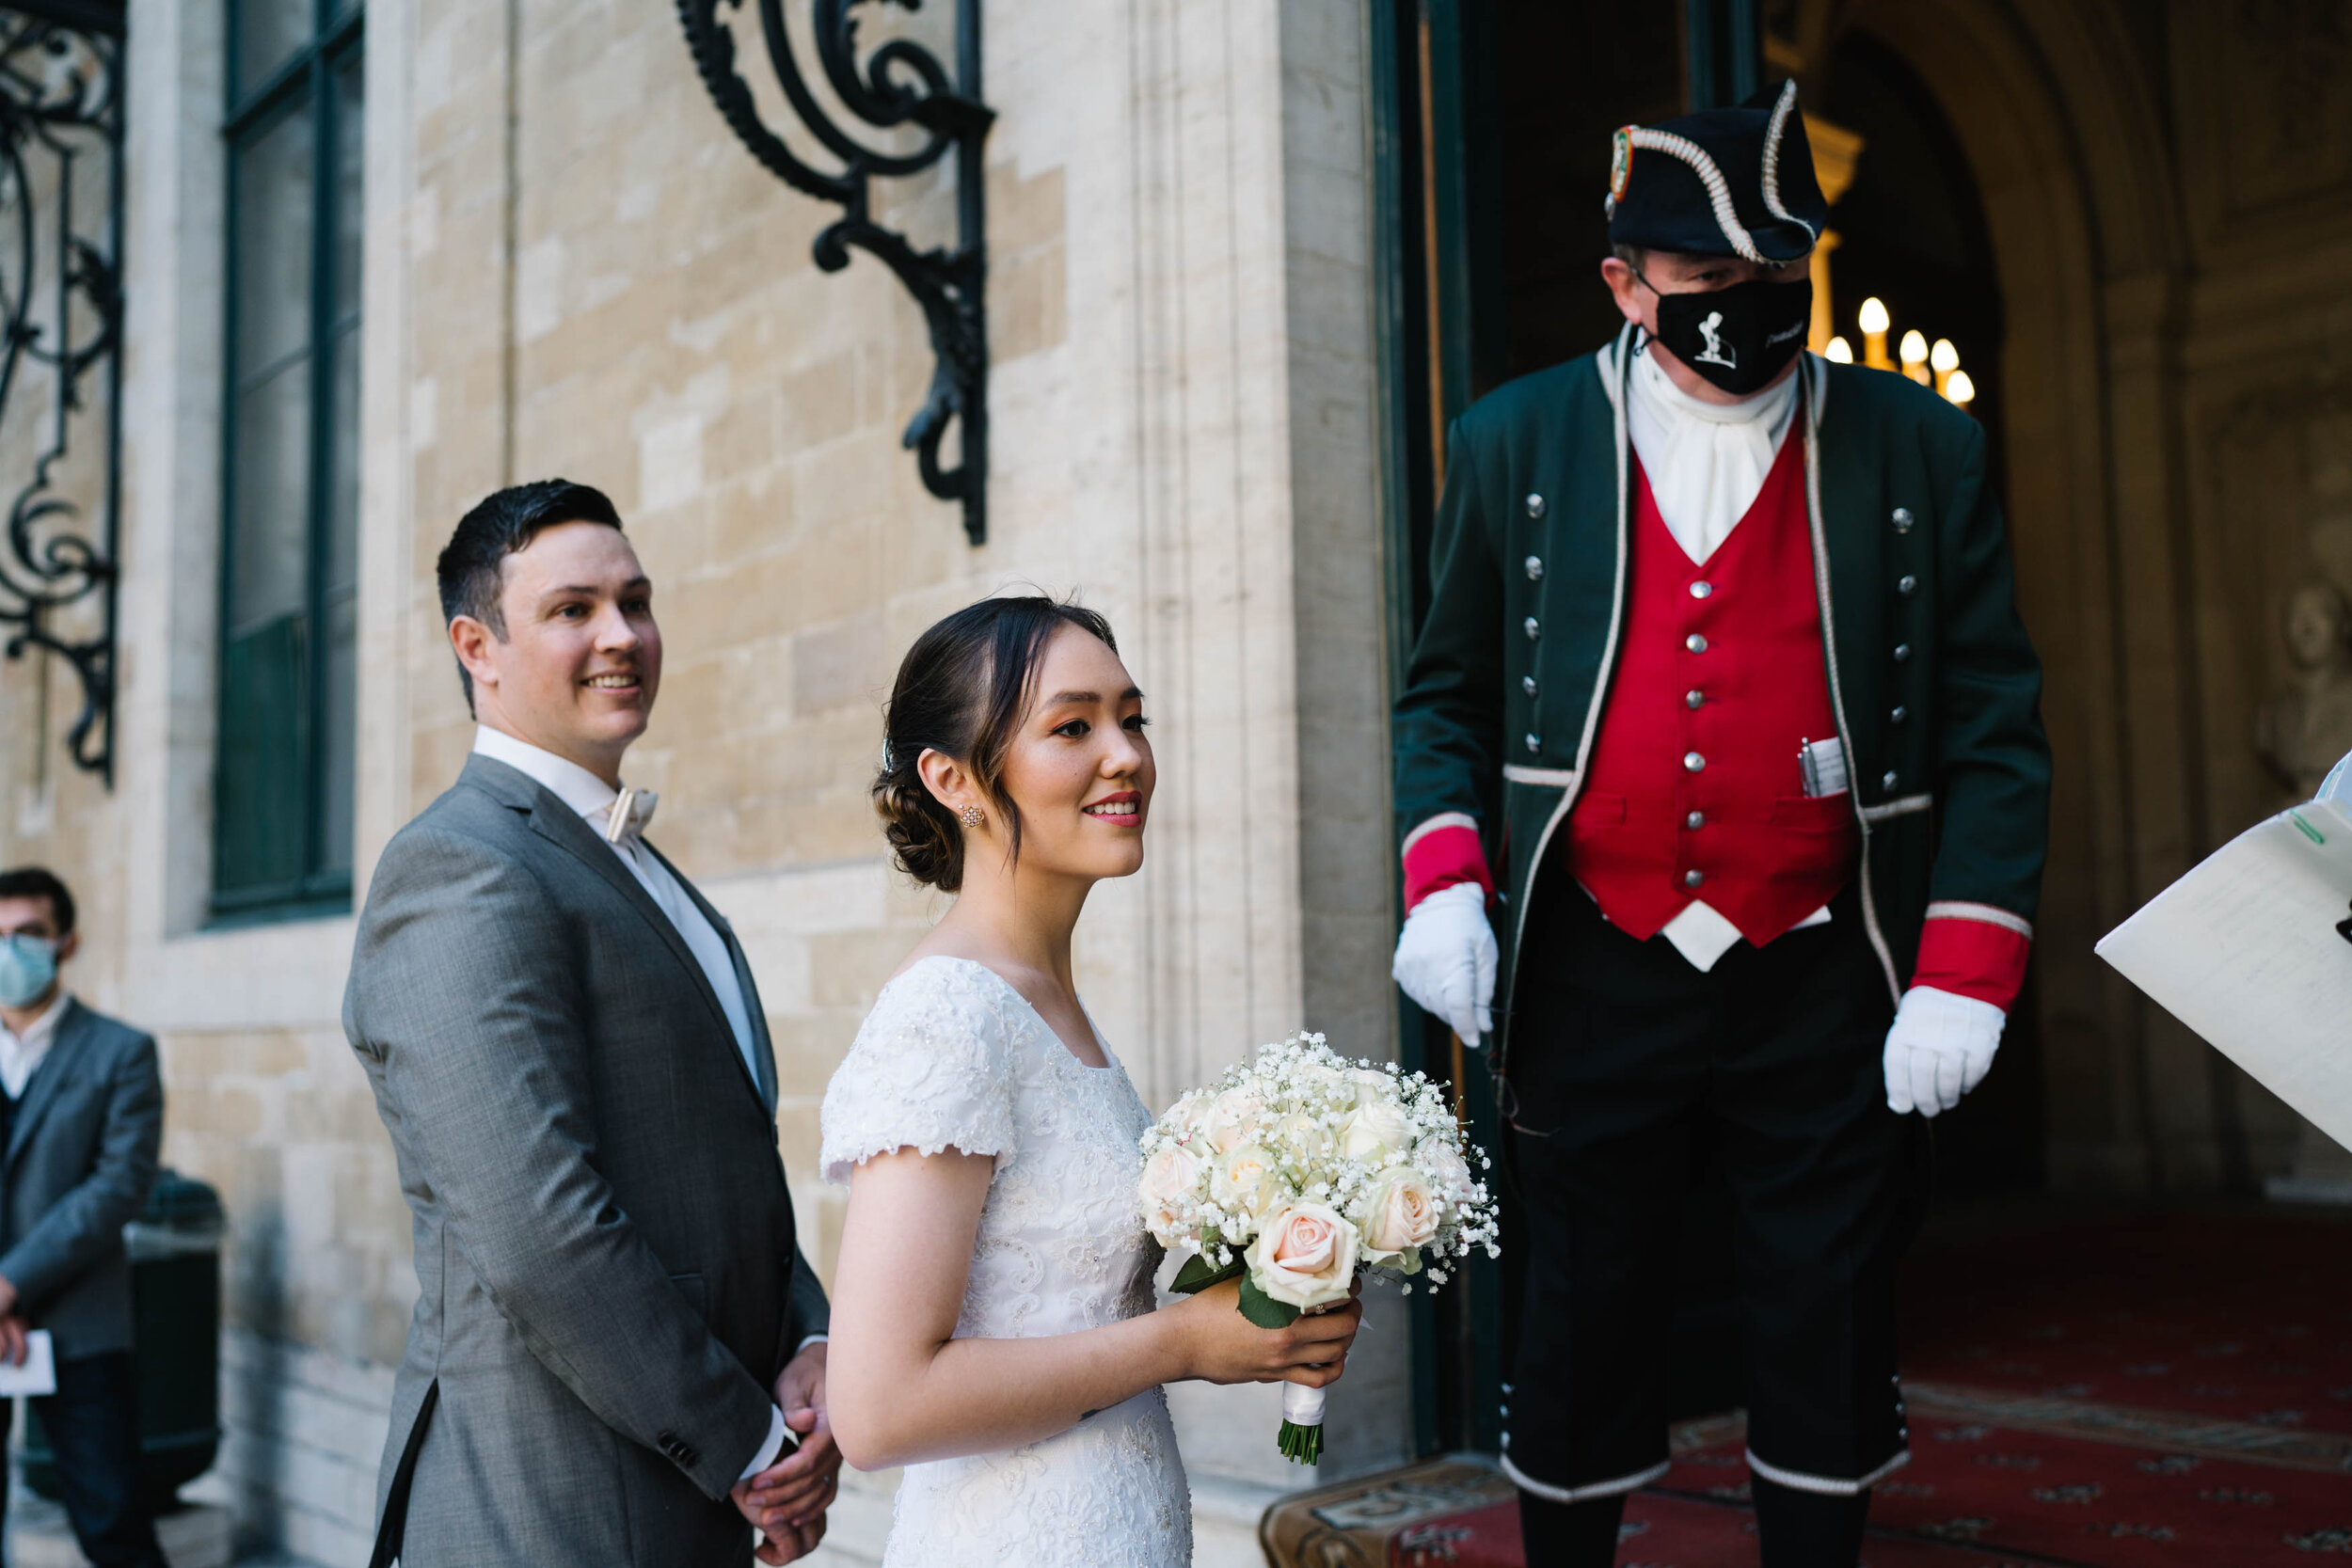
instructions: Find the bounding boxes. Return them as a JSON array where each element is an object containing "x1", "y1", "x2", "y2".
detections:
[
  {"x1": 1236, "y1": 1274, "x2": 1303, "y2": 1329},
  {"x1": 1170, "y1": 1252, "x2": 1245, "y2": 1295}
]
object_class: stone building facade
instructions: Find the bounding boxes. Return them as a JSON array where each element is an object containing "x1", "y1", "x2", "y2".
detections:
[
  {"x1": 4, "y1": 1, "x2": 2352, "y2": 1564},
  {"x1": 3, "y1": 0, "x2": 1400, "y2": 1560}
]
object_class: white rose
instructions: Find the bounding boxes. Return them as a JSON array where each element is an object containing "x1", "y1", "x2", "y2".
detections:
[
  {"x1": 1349, "y1": 1067, "x2": 1394, "y2": 1107},
  {"x1": 1244, "y1": 1202, "x2": 1360, "y2": 1311},
  {"x1": 1359, "y1": 1169, "x2": 1440, "y2": 1265},
  {"x1": 1271, "y1": 1110, "x2": 1334, "y2": 1164},
  {"x1": 1206, "y1": 1087, "x2": 1266, "y2": 1154},
  {"x1": 1139, "y1": 1143, "x2": 1206, "y2": 1244},
  {"x1": 1210, "y1": 1145, "x2": 1281, "y2": 1217},
  {"x1": 1296, "y1": 1064, "x2": 1351, "y2": 1104},
  {"x1": 1416, "y1": 1137, "x2": 1474, "y2": 1204},
  {"x1": 1340, "y1": 1101, "x2": 1410, "y2": 1162}
]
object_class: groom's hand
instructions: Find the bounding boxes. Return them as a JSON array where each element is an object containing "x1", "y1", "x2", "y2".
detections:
[{"x1": 734, "y1": 1341, "x2": 840, "y2": 1562}]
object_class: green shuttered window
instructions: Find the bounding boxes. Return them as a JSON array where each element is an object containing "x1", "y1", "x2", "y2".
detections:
[{"x1": 212, "y1": 0, "x2": 364, "y2": 920}]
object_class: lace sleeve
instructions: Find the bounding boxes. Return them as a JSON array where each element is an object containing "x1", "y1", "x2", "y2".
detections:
[{"x1": 819, "y1": 958, "x2": 1017, "y2": 1186}]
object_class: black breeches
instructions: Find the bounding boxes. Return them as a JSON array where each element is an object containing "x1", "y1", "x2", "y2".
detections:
[{"x1": 1500, "y1": 882, "x2": 1921, "y2": 1525}]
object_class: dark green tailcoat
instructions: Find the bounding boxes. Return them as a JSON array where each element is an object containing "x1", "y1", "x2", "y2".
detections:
[{"x1": 1394, "y1": 326, "x2": 2051, "y2": 1065}]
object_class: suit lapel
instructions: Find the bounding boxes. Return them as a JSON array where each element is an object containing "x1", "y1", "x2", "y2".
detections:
[
  {"x1": 464, "y1": 753, "x2": 771, "y2": 1109},
  {"x1": 464, "y1": 757, "x2": 749, "y2": 1087},
  {"x1": 644, "y1": 844, "x2": 777, "y2": 1115},
  {"x1": 8, "y1": 999, "x2": 87, "y2": 1170},
  {"x1": 526, "y1": 805, "x2": 747, "y2": 1055}
]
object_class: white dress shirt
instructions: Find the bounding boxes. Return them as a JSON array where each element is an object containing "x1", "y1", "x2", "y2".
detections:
[
  {"x1": 470, "y1": 727, "x2": 810, "y2": 1479},
  {"x1": 0, "y1": 990, "x2": 68, "y2": 1101},
  {"x1": 1626, "y1": 348, "x2": 1831, "y2": 971}
]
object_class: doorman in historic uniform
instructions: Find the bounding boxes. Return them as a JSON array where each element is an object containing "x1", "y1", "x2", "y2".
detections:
[{"x1": 1390, "y1": 83, "x2": 2050, "y2": 1566}]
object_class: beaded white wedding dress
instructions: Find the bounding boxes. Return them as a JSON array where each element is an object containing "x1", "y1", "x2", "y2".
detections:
[{"x1": 819, "y1": 956, "x2": 1193, "y2": 1567}]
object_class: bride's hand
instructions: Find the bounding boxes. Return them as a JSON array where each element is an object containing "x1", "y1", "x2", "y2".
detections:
[{"x1": 1162, "y1": 1276, "x2": 1363, "y2": 1388}]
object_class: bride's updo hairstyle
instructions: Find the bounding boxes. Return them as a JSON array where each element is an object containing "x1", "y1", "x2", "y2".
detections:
[{"x1": 874, "y1": 595, "x2": 1120, "y2": 893}]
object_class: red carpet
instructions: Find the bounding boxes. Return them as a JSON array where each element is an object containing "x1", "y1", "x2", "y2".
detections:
[
  {"x1": 1899, "y1": 1207, "x2": 2352, "y2": 1432},
  {"x1": 1351, "y1": 1207, "x2": 2352, "y2": 1566},
  {"x1": 1657, "y1": 1414, "x2": 2352, "y2": 1566}
]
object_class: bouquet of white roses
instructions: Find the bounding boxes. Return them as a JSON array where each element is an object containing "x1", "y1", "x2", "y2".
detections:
[{"x1": 1137, "y1": 1032, "x2": 1501, "y2": 1463}]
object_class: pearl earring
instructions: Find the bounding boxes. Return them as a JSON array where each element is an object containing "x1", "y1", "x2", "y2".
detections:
[{"x1": 961, "y1": 805, "x2": 985, "y2": 827}]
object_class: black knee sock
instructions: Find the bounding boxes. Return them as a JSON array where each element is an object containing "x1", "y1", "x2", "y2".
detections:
[
  {"x1": 1751, "y1": 1473, "x2": 1868, "y2": 1568},
  {"x1": 1518, "y1": 1489, "x2": 1628, "y2": 1567}
]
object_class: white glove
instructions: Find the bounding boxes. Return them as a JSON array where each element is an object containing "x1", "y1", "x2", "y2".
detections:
[
  {"x1": 1391, "y1": 881, "x2": 1499, "y2": 1049},
  {"x1": 1883, "y1": 986, "x2": 2005, "y2": 1117}
]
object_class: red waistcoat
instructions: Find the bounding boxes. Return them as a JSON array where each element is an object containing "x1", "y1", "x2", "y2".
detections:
[{"x1": 1565, "y1": 428, "x2": 1859, "y2": 945}]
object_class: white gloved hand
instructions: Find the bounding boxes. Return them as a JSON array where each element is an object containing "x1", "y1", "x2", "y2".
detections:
[
  {"x1": 1883, "y1": 985, "x2": 2006, "y2": 1117},
  {"x1": 1391, "y1": 881, "x2": 1499, "y2": 1049}
]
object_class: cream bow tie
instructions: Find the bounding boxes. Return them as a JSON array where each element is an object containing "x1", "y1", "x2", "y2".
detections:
[{"x1": 604, "y1": 786, "x2": 659, "y2": 843}]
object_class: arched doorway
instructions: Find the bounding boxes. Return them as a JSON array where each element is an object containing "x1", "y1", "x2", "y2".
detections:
[{"x1": 1374, "y1": 0, "x2": 2352, "y2": 1514}]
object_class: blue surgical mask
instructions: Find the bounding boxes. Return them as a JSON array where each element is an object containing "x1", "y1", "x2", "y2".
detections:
[{"x1": 0, "y1": 935, "x2": 57, "y2": 1010}]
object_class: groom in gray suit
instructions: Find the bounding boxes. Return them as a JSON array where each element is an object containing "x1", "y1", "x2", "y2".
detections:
[{"x1": 345, "y1": 480, "x2": 838, "y2": 1566}]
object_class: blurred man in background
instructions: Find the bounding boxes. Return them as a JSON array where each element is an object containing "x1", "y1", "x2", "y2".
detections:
[{"x1": 0, "y1": 866, "x2": 167, "y2": 1568}]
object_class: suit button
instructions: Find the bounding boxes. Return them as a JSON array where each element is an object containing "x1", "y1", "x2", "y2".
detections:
[
  {"x1": 1883, "y1": 769, "x2": 1899, "y2": 791},
  {"x1": 1898, "y1": 574, "x2": 1918, "y2": 596},
  {"x1": 1525, "y1": 554, "x2": 1544, "y2": 579},
  {"x1": 1684, "y1": 869, "x2": 1706, "y2": 889},
  {"x1": 1685, "y1": 689, "x2": 1704, "y2": 709},
  {"x1": 1524, "y1": 734, "x2": 1541, "y2": 754},
  {"x1": 1893, "y1": 642, "x2": 1912, "y2": 662},
  {"x1": 1892, "y1": 506, "x2": 1915, "y2": 531},
  {"x1": 1690, "y1": 580, "x2": 1713, "y2": 599},
  {"x1": 1685, "y1": 633, "x2": 1708, "y2": 654},
  {"x1": 1683, "y1": 752, "x2": 1706, "y2": 772},
  {"x1": 1523, "y1": 675, "x2": 1538, "y2": 697},
  {"x1": 1526, "y1": 493, "x2": 1547, "y2": 518},
  {"x1": 1686, "y1": 811, "x2": 1705, "y2": 829},
  {"x1": 1524, "y1": 616, "x2": 1541, "y2": 641},
  {"x1": 1890, "y1": 705, "x2": 1908, "y2": 723}
]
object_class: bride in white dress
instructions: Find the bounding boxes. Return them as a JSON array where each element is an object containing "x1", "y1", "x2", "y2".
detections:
[{"x1": 800, "y1": 598, "x2": 1361, "y2": 1567}]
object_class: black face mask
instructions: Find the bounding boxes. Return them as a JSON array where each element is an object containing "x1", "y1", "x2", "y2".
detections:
[{"x1": 1640, "y1": 272, "x2": 1813, "y2": 396}]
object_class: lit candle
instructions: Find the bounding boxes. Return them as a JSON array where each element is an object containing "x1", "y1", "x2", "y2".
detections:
[
  {"x1": 1858, "y1": 297, "x2": 1891, "y2": 370},
  {"x1": 1945, "y1": 369, "x2": 1976, "y2": 407},
  {"x1": 1930, "y1": 338, "x2": 1960, "y2": 397},
  {"x1": 1825, "y1": 336, "x2": 1854, "y2": 364},
  {"x1": 1899, "y1": 330, "x2": 1931, "y2": 386}
]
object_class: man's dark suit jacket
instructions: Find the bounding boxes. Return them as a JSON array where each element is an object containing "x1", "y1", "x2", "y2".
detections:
[
  {"x1": 0, "y1": 999, "x2": 164, "y2": 1358},
  {"x1": 344, "y1": 753, "x2": 829, "y2": 1567}
]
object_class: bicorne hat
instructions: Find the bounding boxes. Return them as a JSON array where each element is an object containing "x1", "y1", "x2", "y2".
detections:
[{"x1": 1605, "y1": 80, "x2": 1827, "y2": 263}]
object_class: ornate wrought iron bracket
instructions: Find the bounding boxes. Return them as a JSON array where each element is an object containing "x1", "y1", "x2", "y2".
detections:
[
  {"x1": 678, "y1": 0, "x2": 992, "y2": 545},
  {"x1": 0, "y1": 0, "x2": 122, "y2": 784}
]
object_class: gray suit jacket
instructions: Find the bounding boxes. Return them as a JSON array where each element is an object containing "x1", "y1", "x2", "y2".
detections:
[
  {"x1": 0, "y1": 1000, "x2": 164, "y2": 1360},
  {"x1": 344, "y1": 754, "x2": 830, "y2": 1567}
]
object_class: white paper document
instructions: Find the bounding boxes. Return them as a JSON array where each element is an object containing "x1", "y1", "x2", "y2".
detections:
[
  {"x1": 2096, "y1": 800, "x2": 2352, "y2": 1150},
  {"x1": 0, "y1": 1330, "x2": 56, "y2": 1397}
]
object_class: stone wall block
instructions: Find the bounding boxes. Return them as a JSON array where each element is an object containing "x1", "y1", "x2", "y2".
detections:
[{"x1": 791, "y1": 611, "x2": 890, "y2": 718}]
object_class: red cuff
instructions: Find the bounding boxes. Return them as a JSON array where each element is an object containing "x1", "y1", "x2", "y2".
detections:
[
  {"x1": 1402, "y1": 815, "x2": 1493, "y2": 911},
  {"x1": 1912, "y1": 903, "x2": 2033, "y2": 1010}
]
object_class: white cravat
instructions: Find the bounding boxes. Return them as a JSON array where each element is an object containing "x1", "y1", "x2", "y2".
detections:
[
  {"x1": 470, "y1": 727, "x2": 812, "y2": 1478},
  {"x1": 1623, "y1": 348, "x2": 1830, "y2": 971},
  {"x1": 1627, "y1": 340, "x2": 1802, "y2": 565},
  {"x1": 0, "y1": 990, "x2": 68, "y2": 1101}
]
